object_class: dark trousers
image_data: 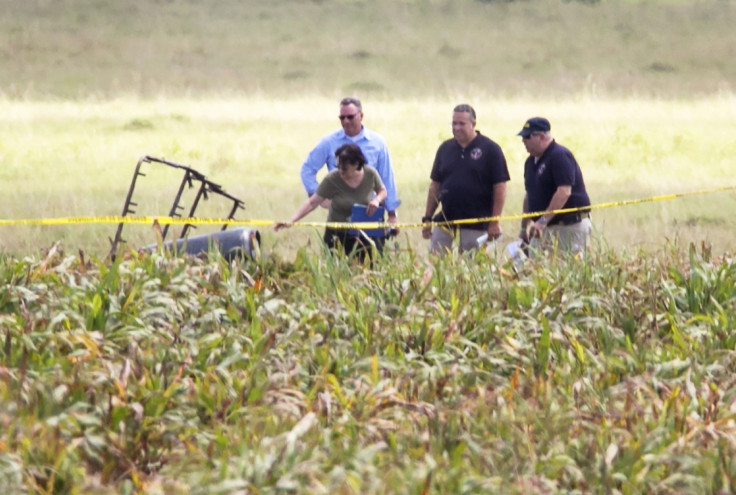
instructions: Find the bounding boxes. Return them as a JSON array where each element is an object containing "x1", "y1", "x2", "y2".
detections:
[{"x1": 323, "y1": 228, "x2": 385, "y2": 263}]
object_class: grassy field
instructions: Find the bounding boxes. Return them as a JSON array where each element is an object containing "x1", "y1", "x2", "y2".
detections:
[
  {"x1": 1, "y1": 96, "x2": 735, "y2": 259},
  {"x1": 3, "y1": 1, "x2": 736, "y2": 493},
  {"x1": 3, "y1": 0, "x2": 735, "y2": 99},
  {"x1": 1, "y1": 0, "x2": 736, "y2": 259}
]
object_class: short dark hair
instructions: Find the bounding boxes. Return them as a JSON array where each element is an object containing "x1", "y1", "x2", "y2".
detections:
[
  {"x1": 340, "y1": 97, "x2": 363, "y2": 111},
  {"x1": 335, "y1": 144, "x2": 367, "y2": 170},
  {"x1": 453, "y1": 104, "x2": 476, "y2": 123}
]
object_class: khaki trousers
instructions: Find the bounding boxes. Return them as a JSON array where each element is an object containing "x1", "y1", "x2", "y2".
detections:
[
  {"x1": 529, "y1": 217, "x2": 592, "y2": 256},
  {"x1": 430, "y1": 226, "x2": 488, "y2": 255}
]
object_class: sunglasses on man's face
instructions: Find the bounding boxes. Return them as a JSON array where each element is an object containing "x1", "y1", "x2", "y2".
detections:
[{"x1": 339, "y1": 113, "x2": 358, "y2": 121}]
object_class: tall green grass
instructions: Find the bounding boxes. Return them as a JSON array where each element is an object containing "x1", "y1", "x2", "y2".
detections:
[{"x1": 3, "y1": 242, "x2": 736, "y2": 493}]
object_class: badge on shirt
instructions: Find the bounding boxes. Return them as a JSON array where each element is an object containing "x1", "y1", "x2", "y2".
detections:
[
  {"x1": 537, "y1": 162, "x2": 547, "y2": 175},
  {"x1": 470, "y1": 148, "x2": 482, "y2": 160}
]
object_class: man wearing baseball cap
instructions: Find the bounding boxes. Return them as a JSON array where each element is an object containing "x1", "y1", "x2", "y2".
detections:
[{"x1": 518, "y1": 117, "x2": 592, "y2": 256}]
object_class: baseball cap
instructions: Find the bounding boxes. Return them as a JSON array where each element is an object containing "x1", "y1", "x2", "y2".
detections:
[{"x1": 517, "y1": 117, "x2": 551, "y2": 137}]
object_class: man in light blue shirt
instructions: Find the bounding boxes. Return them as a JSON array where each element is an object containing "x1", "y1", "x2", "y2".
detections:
[{"x1": 300, "y1": 97, "x2": 401, "y2": 229}]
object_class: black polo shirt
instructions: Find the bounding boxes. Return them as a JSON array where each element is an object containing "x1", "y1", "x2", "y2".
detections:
[
  {"x1": 430, "y1": 132, "x2": 510, "y2": 229},
  {"x1": 524, "y1": 140, "x2": 590, "y2": 223}
]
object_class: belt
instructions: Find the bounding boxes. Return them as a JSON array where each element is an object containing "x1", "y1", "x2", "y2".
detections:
[{"x1": 548, "y1": 211, "x2": 590, "y2": 226}]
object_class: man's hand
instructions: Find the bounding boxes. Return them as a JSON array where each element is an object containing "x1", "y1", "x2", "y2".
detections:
[
  {"x1": 422, "y1": 216, "x2": 432, "y2": 240},
  {"x1": 529, "y1": 218, "x2": 546, "y2": 238},
  {"x1": 387, "y1": 211, "x2": 399, "y2": 235},
  {"x1": 519, "y1": 227, "x2": 530, "y2": 244},
  {"x1": 487, "y1": 221, "x2": 502, "y2": 241}
]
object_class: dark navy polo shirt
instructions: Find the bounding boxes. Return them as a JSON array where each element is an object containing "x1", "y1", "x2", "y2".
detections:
[
  {"x1": 430, "y1": 132, "x2": 510, "y2": 229},
  {"x1": 524, "y1": 140, "x2": 590, "y2": 223}
]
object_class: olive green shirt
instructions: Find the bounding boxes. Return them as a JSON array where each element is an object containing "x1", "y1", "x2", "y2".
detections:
[{"x1": 316, "y1": 167, "x2": 385, "y2": 223}]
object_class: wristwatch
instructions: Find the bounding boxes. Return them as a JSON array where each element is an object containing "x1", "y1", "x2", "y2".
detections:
[{"x1": 422, "y1": 216, "x2": 432, "y2": 223}]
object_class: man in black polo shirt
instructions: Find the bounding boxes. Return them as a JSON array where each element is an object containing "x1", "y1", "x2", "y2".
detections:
[
  {"x1": 422, "y1": 104, "x2": 510, "y2": 254},
  {"x1": 518, "y1": 117, "x2": 592, "y2": 256}
]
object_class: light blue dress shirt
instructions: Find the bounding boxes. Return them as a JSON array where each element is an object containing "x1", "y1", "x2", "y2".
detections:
[{"x1": 300, "y1": 126, "x2": 401, "y2": 213}]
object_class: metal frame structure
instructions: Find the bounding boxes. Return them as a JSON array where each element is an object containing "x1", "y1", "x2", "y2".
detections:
[{"x1": 110, "y1": 155, "x2": 246, "y2": 259}]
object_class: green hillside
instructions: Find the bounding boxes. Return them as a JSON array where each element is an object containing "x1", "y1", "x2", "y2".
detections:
[{"x1": 3, "y1": 0, "x2": 734, "y2": 99}]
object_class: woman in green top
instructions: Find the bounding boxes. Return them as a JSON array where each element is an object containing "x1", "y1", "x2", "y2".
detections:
[{"x1": 275, "y1": 144, "x2": 387, "y2": 259}]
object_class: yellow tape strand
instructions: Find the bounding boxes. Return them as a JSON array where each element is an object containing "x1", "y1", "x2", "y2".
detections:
[{"x1": 0, "y1": 185, "x2": 734, "y2": 230}]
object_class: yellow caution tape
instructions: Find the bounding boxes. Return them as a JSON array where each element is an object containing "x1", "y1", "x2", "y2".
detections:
[
  {"x1": 0, "y1": 216, "x2": 274, "y2": 227},
  {"x1": 0, "y1": 185, "x2": 734, "y2": 230}
]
